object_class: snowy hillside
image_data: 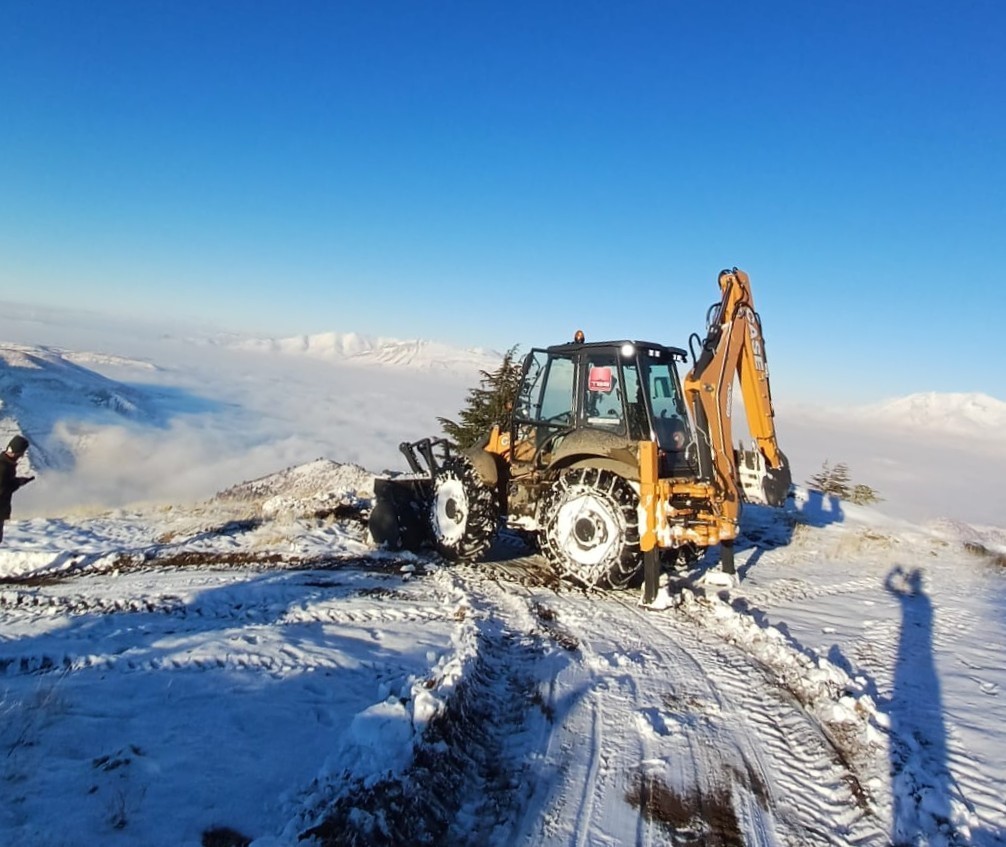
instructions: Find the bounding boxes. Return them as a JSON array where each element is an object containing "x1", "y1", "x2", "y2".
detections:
[
  {"x1": 0, "y1": 467, "x2": 1003, "y2": 846},
  {"x1": 0, "y1": 343, "x2": 162, "y2": 471},
  {"x1": 0, "y1": 320, "x2": 487, "y2": 517}
]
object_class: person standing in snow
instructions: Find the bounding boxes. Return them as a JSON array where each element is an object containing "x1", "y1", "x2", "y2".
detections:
[{"x1": 0, "y1": 435, "x2": 34, "y2": 544}]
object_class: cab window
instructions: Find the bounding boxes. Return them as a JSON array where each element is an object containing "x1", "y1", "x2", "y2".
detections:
[
  {"x1": 646, "y1": 361, "x2": 689, "y2": 452},
  {"x1": 583, "y1": 353, "x2": 625, "y2": 434},
  {"x1": 516, "y1": 350, "x2": 575, "y2": 426}
]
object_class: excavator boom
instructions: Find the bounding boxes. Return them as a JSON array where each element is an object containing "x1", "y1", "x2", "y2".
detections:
[{"x1": 683, "y1": 268, "x2": 791, "y2": 522}]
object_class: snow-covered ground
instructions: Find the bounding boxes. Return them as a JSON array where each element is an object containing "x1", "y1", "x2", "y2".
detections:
[
  {"x1": 1, "y1": 471, "x2": 1003, "y2": 845},
  {"x1": 1, "y1": 305, "x2": 1005, "y2": 845}
]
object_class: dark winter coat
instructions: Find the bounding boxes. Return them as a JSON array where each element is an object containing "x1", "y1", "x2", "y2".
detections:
[{"x1": 0, "y1": 452, "x2": 27, "y2": 520}]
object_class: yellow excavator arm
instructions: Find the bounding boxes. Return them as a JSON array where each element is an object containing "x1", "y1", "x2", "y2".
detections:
[{"x1": 683, "y1": 268, "x2": 791, "y2": 520}]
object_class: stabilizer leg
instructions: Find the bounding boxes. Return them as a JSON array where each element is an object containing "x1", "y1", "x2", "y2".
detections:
[
  {"x1": 720, "y1": 539, "x2": 736, "y2": 575},
  {"x1": 643, "y1": 548, "x2": 660, "y2": 605}
]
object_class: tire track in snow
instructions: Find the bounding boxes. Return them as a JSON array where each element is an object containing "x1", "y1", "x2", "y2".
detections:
[
  {"x1": 462, "y1": 559, "x2": 889, "y2": 847},
  {"x1": 624, "y1": 594, "x2": 887, "y2": 846},
  {"x1": 0, "y1": 568, "x2": 458, "y2": 680},
  {"x1": 623, "y1": 608, "x2": 869, "y2": 846},
  {"x1": 664, "y1": 625, "x2": 878, "y2": 844},
  {"x1": 733, "y1": 575, "x2": 882, "y2": 609},
  {"x1": 851, "y1": 590, "x2": 1006, "y2": 839},
  {"x1": 0, "y1": 568, "x2": 452, "y2": 621},
  {"x1": 298, "y1": 569, "x2": 565, "y2": 847},
  {"x1": 570, "y1": 697, "x2": 605, "y2": 847}
]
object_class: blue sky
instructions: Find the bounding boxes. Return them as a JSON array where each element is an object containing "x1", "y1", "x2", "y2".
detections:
[{"x1": 1, "y1": 1, "x2": 1003, "y2": 403}]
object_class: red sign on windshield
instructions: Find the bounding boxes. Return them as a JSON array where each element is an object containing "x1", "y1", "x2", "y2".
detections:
[{"x1": 588, "y1": 366, "x2": 613, "y2": 393}]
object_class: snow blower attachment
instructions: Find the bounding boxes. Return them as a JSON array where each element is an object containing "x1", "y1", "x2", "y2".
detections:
[{"x1": 368, "y1": 268, "x2": 792, "y2": 601}]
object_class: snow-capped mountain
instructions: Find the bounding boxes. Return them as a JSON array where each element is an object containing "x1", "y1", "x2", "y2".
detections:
[
  {"x1": 859, "y1": 391, "x2": 1006, "y2": 439},
  {"x1": 0, "y1": 344, "x2": 161, "y2": 471},
  {"x1": 224, "y1": 330, "x2": 503, "y2": 374}
]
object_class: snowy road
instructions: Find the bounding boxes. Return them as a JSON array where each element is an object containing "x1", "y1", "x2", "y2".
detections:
[{"x1": 436, "y1": 560, "x2": 888, "y2": 847}]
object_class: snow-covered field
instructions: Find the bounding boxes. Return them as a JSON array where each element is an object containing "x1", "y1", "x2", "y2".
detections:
[{"x1": 1, "y1": 305, "x2": 1005, "y2": 846}]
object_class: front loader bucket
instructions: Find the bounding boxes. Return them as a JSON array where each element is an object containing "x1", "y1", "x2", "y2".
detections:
[
  {"x1": 368, "y1": 476, "x2": 433, "y2": 552},
  {"x1": 368, "y1": 437, "x2": 455, "y2": 551}
]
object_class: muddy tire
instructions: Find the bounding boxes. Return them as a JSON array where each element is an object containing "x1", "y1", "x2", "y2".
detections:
[
  {"x1": 429, "y1": 456, "x2": 500, "y2": 561},
  {"x1": 539, "y1": 468, "x2": 642, "y2": 589}
]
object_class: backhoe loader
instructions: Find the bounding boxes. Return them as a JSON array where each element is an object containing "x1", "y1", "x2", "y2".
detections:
[{"x1": 368, "y1": 268, "x2": 791, "y2": 600}]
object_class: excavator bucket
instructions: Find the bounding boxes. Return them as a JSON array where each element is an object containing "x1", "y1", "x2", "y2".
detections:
[{"x1": 736, "y1": 445, "x2": 793, "y2": 507}]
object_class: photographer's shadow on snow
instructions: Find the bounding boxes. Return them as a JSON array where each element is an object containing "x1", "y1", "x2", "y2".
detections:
[
  {"x1": 881, "y1": 566, "x2": 1002, "y2": 846},
  {"x1": 883, "y1": 565, "x2": 953, "y2": 845}
]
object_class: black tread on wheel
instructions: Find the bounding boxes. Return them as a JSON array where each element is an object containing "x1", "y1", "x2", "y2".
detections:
[
  {"x1": 538, "y1": 468, "x2": 641, "y2": 589},
  {"x1": 429, "y1": 457, "x2": 500, "y2": 561}
]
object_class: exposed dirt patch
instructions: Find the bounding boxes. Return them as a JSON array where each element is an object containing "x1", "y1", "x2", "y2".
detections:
[
  {"x1": 964, "y1": 541, "x2": 1006, "y2": 568},
  {"x1": 157, "y1": 519, "x2": 264, "y2": 544},
  {"x1": 531, "y1": 601, "x2": 579, "y2": 651},
  {"x1": 626, "y1": 772, "x2": 744, "y2": 846},
  {"x1": 302, "y1": 621, "x2": 548, "y2": 845},
  {"x1": 0, "y1": 550, "x2": 426, "y2": 587},
  {"x1": 148, "y1": 550, "x2": 287, "y2": 568},
  {"x1": 816, "y1": 722, "x2": 872, "y2": 810},
  {"x1": 355, "y1": 586, "x2": 412, "y2": 601},
  {"x1": 661, "y1": 691, "x2": 708, "y2": 713},
  {"x1": 726, "y1": 760, "x2": 770, "y2": 810},
  {"x1": 529, "y1": 688, "x2": 555, "y2": 722},
  {"x1": 482, "y1": 535, "x2": 565, "y2": 590},
  {"x1": 311, "y1": 503, "x2": 369, "y2": 525},
  {"x1": 201, "y1": 826, "x2": 252, "y2": 847}
]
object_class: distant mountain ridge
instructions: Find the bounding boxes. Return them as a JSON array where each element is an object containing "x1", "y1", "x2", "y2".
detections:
[
  {"x1": 0, "y1": 343, "x2": 160, "y2": 471},
  {"x1": 224, "y1": 331, "x2": 503, "y2": 373},
  {"x1": 0, "y1": 332, "x2": 501, "y2": 480},
  {"x1": 861, "y1": 391, "x2": 1006, "y2": 438}
]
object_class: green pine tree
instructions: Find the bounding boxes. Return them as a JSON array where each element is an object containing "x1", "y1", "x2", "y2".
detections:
[
  {"x1": 808, "y1": 460, "x2": 882, "y2": 504},
  {"x1": 438, "y1": 346, "x2": 522, "y2": 448},
  {"x1": 850, "y1": 483, "x2": 883, "y2": 505},
  {"x1": 807, "y1": 460, "x2": 852, "y2": 499}
]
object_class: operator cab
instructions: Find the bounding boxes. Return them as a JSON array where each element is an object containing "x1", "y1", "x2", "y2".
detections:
[{"x1": 513, "y1": 339, "x2": 696, "y2": 476}]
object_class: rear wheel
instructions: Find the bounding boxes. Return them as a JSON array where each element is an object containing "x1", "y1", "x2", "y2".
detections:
[
  {"x1": 539, "y1": 468, "x2": 641, "y2": 588},
  {"x1": 429, "y1": 457, "x2": 500, "y2": 560}
]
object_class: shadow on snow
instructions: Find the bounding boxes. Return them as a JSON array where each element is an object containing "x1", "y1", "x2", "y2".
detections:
[
  {"x1": 881, "y1": 566, "x2": 1005, "y2": 847},
  {"x1": 0, "y1": 563, "x2": 573, "y2": 846}
]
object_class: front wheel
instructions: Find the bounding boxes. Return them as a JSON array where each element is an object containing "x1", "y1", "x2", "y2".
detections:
[
  {"x1": 538, "y1": 468, "x2": 641, "y2": 588},
  {"x1": 428, "y1": 457, "x2": 500, "y2": 561}
]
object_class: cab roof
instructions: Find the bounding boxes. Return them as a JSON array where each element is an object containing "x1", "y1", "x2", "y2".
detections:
[{"x1": 543, "y1": 339, "x2": 688, "y2": 361}]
